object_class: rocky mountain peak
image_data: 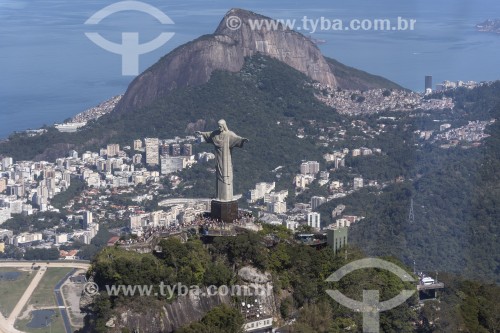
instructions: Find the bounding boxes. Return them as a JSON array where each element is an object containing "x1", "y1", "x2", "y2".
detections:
[{"x1": 115, "y1": 8, "x2": 337, "y2": 113}]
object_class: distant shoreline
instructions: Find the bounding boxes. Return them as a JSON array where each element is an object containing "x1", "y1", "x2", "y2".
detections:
[{"x1": 476, "y1": 19, "x2": 500, "y2": 34}]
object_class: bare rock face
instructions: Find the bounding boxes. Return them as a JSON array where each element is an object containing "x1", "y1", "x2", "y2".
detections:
[
  {"x1": 89, "y1": 268, "x2": 278, "y2": 333},
  {"x1": 109, "y1": 288, "x2": 231, "y2": 333},
  {"x1": 115, "y1": 8, "x2": 337, "y2": 113},
  {"x1": 216, "y1": 9, "x2": 336, "y2": 87},
  {"x1": 238, "y1": 266, "x2": 277, "y2": 317}
]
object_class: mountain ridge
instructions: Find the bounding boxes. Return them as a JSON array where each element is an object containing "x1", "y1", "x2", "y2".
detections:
[{"x1": 114, "y1": 8, "x2": 402, "y2": 114}]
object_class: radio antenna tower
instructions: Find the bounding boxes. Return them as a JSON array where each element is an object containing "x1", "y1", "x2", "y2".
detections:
[{"x1": 408, "y1": 198, "x2": 415, "y2": 224}]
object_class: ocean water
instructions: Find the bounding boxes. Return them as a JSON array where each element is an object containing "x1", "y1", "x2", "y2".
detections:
[{"x1": 1, "y1": 0, "x2": 499, "y2": 139}]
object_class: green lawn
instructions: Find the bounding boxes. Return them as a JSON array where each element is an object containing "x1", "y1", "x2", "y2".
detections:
[
  {"x1": 26, "y1": 267, "x2": 72, "y2": 308},
  {"x1": 0, "y1": 267, "x2": 36, "y2": 317}
]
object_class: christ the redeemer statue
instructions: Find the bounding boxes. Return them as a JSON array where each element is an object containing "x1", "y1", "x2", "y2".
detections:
[{"x1": 195, "y1": 119, "x2": 248, "y2": 202}]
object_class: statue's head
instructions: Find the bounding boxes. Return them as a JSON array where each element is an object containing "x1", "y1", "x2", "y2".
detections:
[{"x1": 218, "y1": 119, "x2": 229, "y2": 132}]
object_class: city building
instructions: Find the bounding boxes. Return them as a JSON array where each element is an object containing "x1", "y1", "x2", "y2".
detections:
[
  {"x1": 6, "y1": 199, "x2": 22, "y2": 214},
  {"x1": 0, "y1": 178, "x2": 6, "y2": 193},
  {"x1": 169, "y1": 144, "x2": 181, "y2": 157},
  {"x1": 55, "y1": 233, "x2": 68, "y2": 244},
  {"x1": 295, "y1": 174, "x2": 315, "y2": 189},
  {"x1": 264, "y1": 190, "x2": 288, "y2": 204},
  {"x1": 0, "y1": 207, "x2": 11, "y2": 224},
  {"x1": 182, "y1": 144, "x2": 193, "y2": 156},
  {"x1": 353, "y1": 177, "x2": 364, "y2": 190},
  {"x1": 197, "y1": 152, "x2": 215, "y2": 163},
  {"x1": 161, "y1": 156, "x2": 185, "y2": 175},
  {"x1": 68, "y1": 150, "x2": 78, "y2": 159},
  {"x1": 83, "y1": 211, "x2": 93, "y2": 229},
  {"x1": 2, "y1": 157, "x2": 13, "y2": 169},
  {"x1": 307, "y1": 212, "x2": 321, "y2": 230},
  {"x1": 425, "y1": 75, "x2": 433, "y2": 94},
  {"x1": 160, "y1": 144, "x2": 169, "y2": 156},
  {"x1": 266, "y1": 201, "x2": 287, "y2": 214},
  {"x1": 327, "y1": 222, "x2": 348, "y2": 254},
  {"x1": 13, "y1": 232, "x2": 42, "y2": 246},
  {"x1": 145, "y1": 138, "x2": 160, "y2": 166},
  {"x1": 133, "y1": 139, "x2": 143, "y2": 150},
  {"x1": 361, "y1": 147, "x2": 373, "y2": 156},
  {"x1": 132, "y1": 154, "x2": 142, "y2": 165},
  {"x1": 107, "y1": 144, "x2": 120, "y2": 157},
  {"x1": 0, "y1": 229, "x2": 13, "y2": 242},
  {"x1": 284, "y1": 220, "x2": 300, "y2": 231},
  {"x1": 248, "y1": 182, "x2": 275, "y2": 203},
  {"x1": 311, "y1": 196, "x2": 326, "y2": 210},
  {"x1": 300, "y1": 161, "x2": 320, "y2": 175},
  {"x1": 440, "y1": 123, "x2": 452, "y2": 131}
]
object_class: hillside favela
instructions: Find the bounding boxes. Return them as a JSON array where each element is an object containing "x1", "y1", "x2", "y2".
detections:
[{"x1": 0, "y1": 3, "x2": 499, "y2": 333}]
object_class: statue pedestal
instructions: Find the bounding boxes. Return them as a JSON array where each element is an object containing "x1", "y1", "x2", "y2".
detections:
[{"x1": 211, "y1": 200, "x2": 238, "y2": 223}]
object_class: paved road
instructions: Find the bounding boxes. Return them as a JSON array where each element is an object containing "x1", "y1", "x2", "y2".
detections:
[
  {"x1": 7, "y1": 267, "x2": 47, "y2": 326},
  {"x1": 54, "y1": 269, "x2": 77, "y2": 333},
  {"x1": 0, "y1": 262, "x2": 90, "y2": 270},
  {"x1": 0, "y1": 261, "x2": 91, "y2": 333}
]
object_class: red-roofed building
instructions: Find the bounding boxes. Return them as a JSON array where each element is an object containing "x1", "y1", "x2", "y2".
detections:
[
  {"x1": 59, "y1": 249, "x2": 79, "y2": 260},
  {"x1": 107, "y1": 236, "x2": 120, "y2": 246}
]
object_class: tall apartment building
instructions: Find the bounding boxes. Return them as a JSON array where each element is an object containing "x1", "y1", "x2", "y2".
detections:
[
  {"x1": 107, "y1": 144, "x2": 120, "y2": 157},
  {"x1": 307, "y1": 212, "x2": 321, "y2": 230},
  {"x1": 169, "y1": 144, "x2": 181, "y2": 157},
  {"x1": 133, "y1": 139, "x2": 143, "y2": 150},
  {"x1": 353, "y1": 177, "x2": 364, "y2": 190},
  {"x1": 267, "y1": 201, "x2": 287, "y2": 214},
  {"x1": 425, "y1": 75, "x2": 433, "y2": 92},
  {"x1": 182, "y1": 144, "x2": 193, "y2": 156},
  {"x1": 160, "y1": 144, "x2": 170, "y2": 156},
  {"x1": 311, "y1": 196, "x2": 327, "y2": 210},
  {"x1": 83, "y1": 211, "x2": 93, "y2": 229},
  {"x1": 145, "y1": 138, "x2": 160, "y2": 166},
  {"x1": 327, "y1": 224, "x2": 348, "y2": 255},
  {"x1": 2, "y1": 157, "x2": 13, "y2": 169},
  {"x1": 300, "y1": 161, "x2": 320, "y2": 175}
]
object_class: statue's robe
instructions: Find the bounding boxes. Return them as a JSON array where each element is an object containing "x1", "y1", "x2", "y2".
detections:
[{"x1": 200, "y1": 130, "x2": 246, "y2": 201}]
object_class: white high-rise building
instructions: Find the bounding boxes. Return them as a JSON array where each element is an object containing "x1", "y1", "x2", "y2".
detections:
[
  {"x1": 307, "y1": 212, "x2": 321, "y2": 230},
  {"x1": 353, "y1": 177, "x2": 364, "y2": 190},
  {"x1": 83, "y1": 211, "x2": 93, "y2": 229},
  {"x1": 2, "y1": 157, "x2": 13, "y2": 169},
  {"x1": 55, "y1": 233, "x2": 68, "y2": 244},
  {"x1": 266, "y1": 201, "x2": 287, "y2": 214},
  {"x1": 0, "y1": 208, "x2": 11, "y2": 225},
  {"x1": 248, "y1": 182, "x2": 275, "y2": 203},
  {"x1": 107, "y1": 144, "x2": 120, "y2": 157},
  {"x1": 145, "y1": 138, "x2": 160, "y2": 166},
  {"x1": 300, "y1": 161, "x2": 320, "y2": 175}
]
